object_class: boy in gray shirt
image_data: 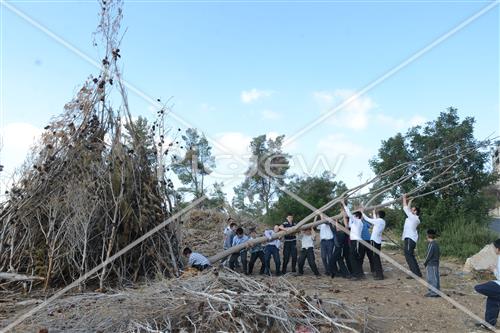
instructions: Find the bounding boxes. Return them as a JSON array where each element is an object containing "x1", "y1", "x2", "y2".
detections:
[{"x1": 424, "y1": 229, "x2": 440, "y2": 297}]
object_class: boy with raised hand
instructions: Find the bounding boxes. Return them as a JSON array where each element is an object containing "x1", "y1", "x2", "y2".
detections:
[
  {"x1": 475, "y1": 239, "x2": 500, "y2": 331},
  {"x1": 229, "y1": 227, "x2": 249, "y2": 274},
  {"x1": 361, "y1": 208, "x2": 387, "y2": 280},
  {"x1": 316, "y1": 214, "x2": 335, "y2": 275},
  {"x1": 402, "y1": 194, "x2": 423, "y2": 278},
  {"x1": 297, "y1": 227, "x2": 320, "y2": 276},
  {"x1": 247, "y1": 229, "x2": 266, "y2": 275},
  {"x1": 330, "y1": 213, "x2": 351, "y2": 279},
  {"x1": 341, "y1": 199, "x2": 365, "y2": 280},
  {"x1": 280, "y1": 213, "x2": 298, "y2": 274},
  {"x1": 423, "y1": 229, "x2": 440, "y2": 297},
  {"x1": 183, "y1": 247, "x2": 211, "y2": 271},
  {"x1": 264, "y1": 224, "x2": 282, "y2": 276}
]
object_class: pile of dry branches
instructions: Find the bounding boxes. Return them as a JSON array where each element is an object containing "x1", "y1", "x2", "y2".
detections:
[
  {"x1": 0, "y1": 0, "x2": 182, "y2": 290},
  {"x1": 14, "y1": 269, "x2": 366, "y2": 333}
]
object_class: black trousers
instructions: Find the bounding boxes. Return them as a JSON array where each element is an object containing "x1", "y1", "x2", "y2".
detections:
[
  {"x1": 331, "y1": 244, "x2": 350, "y2": 277},
  {"x1": 264, "y1": 245, "x2": 281, "y2": 276},
  {"x1": 403, "y1": 238, "x2": 422, "y2": 277},
  {"x1": 349, "y1": 240, "x2": 365, "y2": 278},
  {"x1": 475, "y1": 281, "x2": 500, "y2": 326},
  {"x1": 248, "y1": 250, "x2": 265, "y2": 275},
  {"x1": 298, "y1": 247, "x2": 320, "y2": 275},
  {"x1": 192, "y1": 264, "x2": 210, "y2": 271},
  {"x1": 366, "y1": 240, "x2": 384, "y2": 278},
  {"x1": 282, "y1": 240, "x2": 297, "y2": 273},
  {"x1": 229, "y1": 250, "x2": 248, "y2": 274}
]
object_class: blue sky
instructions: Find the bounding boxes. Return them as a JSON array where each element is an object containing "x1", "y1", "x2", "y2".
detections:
[{"x1": 0, "y1": 0, "x2": 498, "y2": 198}]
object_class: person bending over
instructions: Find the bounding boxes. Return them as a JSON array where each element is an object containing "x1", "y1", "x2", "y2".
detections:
[
  {"x1": 183, "y1": 247, "x2": 211, "y2": 271},
  {"x1": 475, "y1": 239, "x2": 500, "y2": 330}
]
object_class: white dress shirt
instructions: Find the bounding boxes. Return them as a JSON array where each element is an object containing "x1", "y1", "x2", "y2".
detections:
[
  {"x1": 319, "y1": 223, "x2": 334, "y2": 240},
  {"x1": 301, "y1": 234, "x2": 315, "y2": 249},
  {"x1": 362, "y1": 213, "x2": 386, "y2": 244},
  {"x1": 344, "y1": 206, "x2": 363, "y2": 241},
  {"x1": 402, "y1": 206, "x2": 420, "y2": 242}
]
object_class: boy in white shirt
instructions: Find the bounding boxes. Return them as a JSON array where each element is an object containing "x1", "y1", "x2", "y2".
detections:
[
  {"x1": 316, "y1": 215, "x2": 335, "y2": 275},
  {"x1": 341, "y1": 200, "x2": 365, "y2": 280},
  {"x1": 402, "y1": 194, "x2": 423, "y2": 278},
  {"x1": 362, "y1": 209, "x2": 386, "y2": 280},
  {"x1": 297, "y1": 228, "x2": 320, "y2": 276},
  {"x1": 475, "y1": 239, "x2": 500, "y2": 330}
]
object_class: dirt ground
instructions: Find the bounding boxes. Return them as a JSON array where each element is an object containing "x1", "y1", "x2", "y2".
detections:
[
  {"x1": 0, "y1": 250, "x2": 493, "y2": 333},
  {"x1": 267, "y1": 250, "x2": 491, "y2": 333}
]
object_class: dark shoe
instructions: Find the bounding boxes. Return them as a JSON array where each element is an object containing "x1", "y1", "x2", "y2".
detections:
[
  {"x1": 424, "y1": 292, "x2": 440, "y2": 298},
  {"x1": 373, "y1": 276, "x2": 384, "y2": 280},
  {"x1": 406, "y1": 276, "x2": 414, "y2": 280}
]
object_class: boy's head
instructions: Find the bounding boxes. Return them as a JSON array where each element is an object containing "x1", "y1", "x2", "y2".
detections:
[
  {"x1": 353, "y1": 211, "x2": 362, "y2": 219},
  {"x1": 494, "y1": 239, "x2": 500, "y2": 255},
  {"x1": 273, "y1": 224, "x2": 280, "y2": 232},
  {"x1": 250, "y1": 229, "x2": 257, "y2": 237},
  {"x1": 286, "y1": 213, "x2": 294, "y2": 223},
  {"x1": 378, "y1": 210, "x2": 386, "y2": 219},
  {"x1": 303, "y1": 227, "x2": 311, "y2": 235},
  {"x1": 182, "y1": 247, "x2": 192, "y2": 257},
  {"x1": 412, "y1": 206, "x2": 421, "y2": 216},
  {"x1": 426, "y1": 229, "x2": 437, "y2": 240},
  {"x1": 230, "y1": 222, "x2": 237, "y2": 230},
  {"x1": 236, "y1": 227, "x2": 244, "y2": 236}
]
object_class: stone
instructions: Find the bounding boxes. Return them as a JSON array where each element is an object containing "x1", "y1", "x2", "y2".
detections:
[{"x1": 463, "y1": 244, "x2": 497, "y2": 272}]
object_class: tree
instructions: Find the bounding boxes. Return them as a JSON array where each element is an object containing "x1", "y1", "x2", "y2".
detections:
[
  {"x1": 239, "y1": 134, "x2": 290, "y2": 214},
  {"x1": 171, "y1": 128, "x2": 215, "y2": 198},
  {"x1": 370, "y1": 107, "x2": 497, "y2": 231},
  {"x1": 266, "y1": 172, "x2": 347, "y2": 224},
  {"x1": 205, "y1": 182, "x2": 227, "y2": 211}
]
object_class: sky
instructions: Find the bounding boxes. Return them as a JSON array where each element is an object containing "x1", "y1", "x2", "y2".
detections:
[{"x1": 0, "y1": 0, "x2": 499, "y2": 199}]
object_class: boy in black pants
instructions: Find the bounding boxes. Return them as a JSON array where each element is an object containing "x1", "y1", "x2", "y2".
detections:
[
  {"x1": 280, "y1": 213, "x2": 298, "y2": 274},
  {"x1": 247, "y1": 229, "x2": 266, "y2": 275},
  {"x1": 298, "y1": 228, "x2": 320, "y2": 276},
  {"x1": 423, "y1": 229, "x2": 440, "y2": 297},
  {"x1": 330, "y1": 215, "x2": 351, "y2": 279}
]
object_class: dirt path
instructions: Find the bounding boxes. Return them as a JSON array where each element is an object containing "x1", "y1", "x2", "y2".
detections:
[{"x1": 267, "y1": 250, "x2": 489, "y2": 333}]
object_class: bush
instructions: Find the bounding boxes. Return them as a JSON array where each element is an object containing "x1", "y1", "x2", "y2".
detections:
[{"x1": 416, "y1": 217, "x2": 497, "y2": 261}]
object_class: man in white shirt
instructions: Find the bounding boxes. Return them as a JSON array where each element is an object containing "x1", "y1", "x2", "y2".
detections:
[
  {"x1": 362, "y1": 209, "x2": 386, "y2": 280},
  {"x1": 316, "y1": 215, "x2": 335, "y2": 275},
  {"x1": 342, "y1": 200, "x2": 365, "y2": 280},
  {"x1": 402, "y1": 194, "x2": 422, "y2": 278},
  {"x1": 474, "y1": 239, "x2": 500, "y2": 330}
]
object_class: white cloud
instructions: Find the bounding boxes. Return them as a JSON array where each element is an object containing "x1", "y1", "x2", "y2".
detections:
[
  {"x1": 213, "y1": 132, "x2": 252, "y2": 157},
  {"x1": 375, "y1": 113, "x2": 427, "y2": 131},
  {"x1": 317, "y1": 133, "x2": 368, "y2": 157},
  {"x1": 0, "y1": 123, "x2": 42, "y2": 194},
  {"x1": 1, "y1": 122, "x2": 42, "y2": 169},
  {"x1": 241, "y1": 89, "x2": 274, "y2": 104},
  {"x1": 261, "y1": 109, "x2": 281, "y2": 120},
  {"x1": 312, "y1": 89, "x2": 376, "y2": 130}
]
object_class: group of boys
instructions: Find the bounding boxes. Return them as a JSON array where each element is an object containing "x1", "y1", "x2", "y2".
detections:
[{"x1": 183, "y1": 195, "x2": 441, "y2": 298}]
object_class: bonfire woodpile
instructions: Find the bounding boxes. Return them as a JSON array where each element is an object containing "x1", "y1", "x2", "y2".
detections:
[
  {"x1": 0, "y1": 0, "x2": 182, "y2": 290},
  {"x1": 13, "y1": 269, "x2": 367, "y2": 333}
]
